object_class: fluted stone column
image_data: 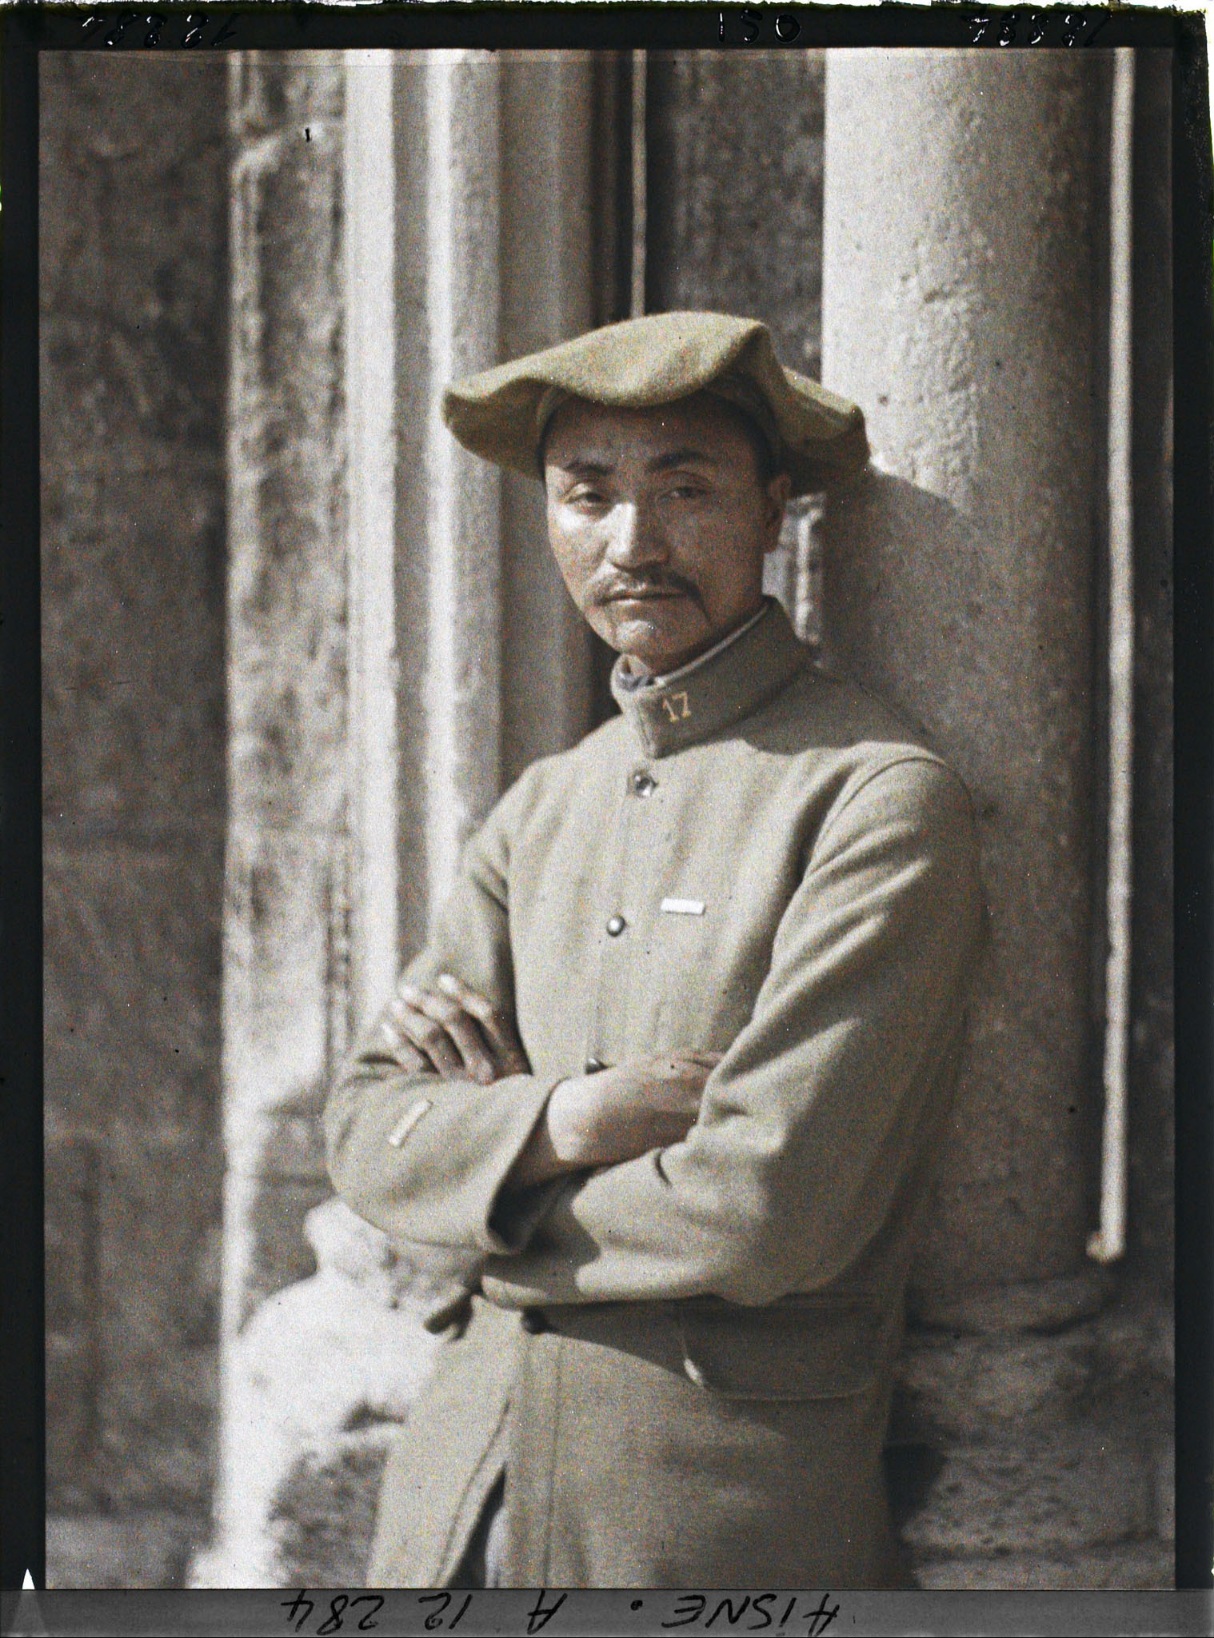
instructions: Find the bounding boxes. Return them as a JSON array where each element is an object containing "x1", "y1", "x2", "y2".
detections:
[
  {"x1": 821, "y1": 51, "x2": 1173, "y2": 1587},
  {"x1": 200, "y1": 51, "x2": 601, "y2": 1587}
]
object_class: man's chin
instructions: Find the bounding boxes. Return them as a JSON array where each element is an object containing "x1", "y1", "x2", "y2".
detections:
[{"x1": 600, "y1": 605, "x2": 706, "y2": 670}]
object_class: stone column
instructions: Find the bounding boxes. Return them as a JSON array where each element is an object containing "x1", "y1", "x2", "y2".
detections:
[
  {"x1": 821, "y1": 51, "x2": 1173, "y2": 1587},
  {"x1": 822, "y1": 49, "x2": 1103, "y2": 1295}
]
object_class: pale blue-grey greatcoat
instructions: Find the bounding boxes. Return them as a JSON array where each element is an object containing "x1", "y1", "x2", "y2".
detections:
[{"x1": 325, "y1": 600, "x2": 985, "y2": 1588}]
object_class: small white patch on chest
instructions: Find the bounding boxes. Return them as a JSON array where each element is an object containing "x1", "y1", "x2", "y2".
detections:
[{"x1": 660, "y1": 897, "x2": 705, "y2": 916}]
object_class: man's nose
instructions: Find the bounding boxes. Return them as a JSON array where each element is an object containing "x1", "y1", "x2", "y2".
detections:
[{"x1": 604, "y1": 501, "x2": 666, "y2": 569}]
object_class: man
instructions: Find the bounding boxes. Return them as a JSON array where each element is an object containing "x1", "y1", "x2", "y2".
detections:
[{"x1": 325, "y1": 311, "x2": 985, "y2": 1588}]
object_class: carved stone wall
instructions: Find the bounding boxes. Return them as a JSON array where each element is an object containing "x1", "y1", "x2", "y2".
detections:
[{"x1": 41, "y1": 53, "x2": 230, "y2": 1589}]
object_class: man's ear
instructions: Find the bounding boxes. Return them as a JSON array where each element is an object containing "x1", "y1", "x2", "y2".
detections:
[{"x1": 762, "y1": 472, "x2": 793, "y2": 552}]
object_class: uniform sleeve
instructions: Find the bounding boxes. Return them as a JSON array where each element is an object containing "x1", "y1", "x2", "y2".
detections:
[
  {"x1": 323, "y1": 771, "x2": 566, "y2": 1259},
  {"x1": 480, "y1": 758, "x2": 986, "y2": 1308}
]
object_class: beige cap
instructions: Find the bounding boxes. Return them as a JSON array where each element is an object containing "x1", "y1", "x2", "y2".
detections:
[{"x1": 441, "y1": 311, "x2": 868, "y2": 497}]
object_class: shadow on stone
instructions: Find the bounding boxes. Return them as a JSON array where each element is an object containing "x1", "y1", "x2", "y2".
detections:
[
  {"x1": 270, "y1": 1429, "x2": 395, "y2": 1589},
  {"x1": 883, "y1": 1441, "x2": 947, "y2": 1536}
]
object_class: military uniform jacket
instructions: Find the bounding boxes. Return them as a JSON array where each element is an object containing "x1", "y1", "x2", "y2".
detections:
[{"x1": 325, "y1": 599, "x2": 985, "y2": 1588}]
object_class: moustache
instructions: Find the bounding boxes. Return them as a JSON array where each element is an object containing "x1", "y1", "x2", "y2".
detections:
[{"x1": 594, "y1": 574, "x2": 705, "y2": 610}]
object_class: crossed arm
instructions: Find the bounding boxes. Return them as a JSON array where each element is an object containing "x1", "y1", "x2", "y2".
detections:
[
  {"x1": 327, "y1": 756, "x2": 984, "y2": 1311},
  {"x1": 378, "y1": 971, "x2": 720, "y2": 1190}
]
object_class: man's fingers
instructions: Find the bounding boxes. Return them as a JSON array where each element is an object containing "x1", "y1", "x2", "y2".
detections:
[
  {"x1": 385, "y1": 974, "x2": 528, "y2": 1083},
  {"x1": 393, "y1": 1039, "x2": 432, "y2": 1074},
  {"x1": 378, "y1": 1013, "x2": 431, "y2": 1068},
  {"x1": 392, "y1": 994, "x2": 467, "y2": 1080},
  {"x1": 436, "y1": 974, "x2": 531, "y2": 1074},
  {"x1": 399, "y1": 984, "x2": 495, "y2": 1084}
]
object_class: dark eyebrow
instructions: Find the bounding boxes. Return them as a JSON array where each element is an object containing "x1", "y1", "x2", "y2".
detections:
[
  {"x1": 556, "y1": 448, "x2": 719, "y2": 479},
  {"x1": 646, "y1": 447, "x2": 719, "y2": 473}
]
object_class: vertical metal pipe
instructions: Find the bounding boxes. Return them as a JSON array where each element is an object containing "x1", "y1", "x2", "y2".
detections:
[{"x1": 1089, "y1": 48, "x2": 1136, "y2": 1265}]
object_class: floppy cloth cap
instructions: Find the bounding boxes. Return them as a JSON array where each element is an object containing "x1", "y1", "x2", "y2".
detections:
[{"x1": 440, "y1": 311, "x2": 869, "y2": 497}]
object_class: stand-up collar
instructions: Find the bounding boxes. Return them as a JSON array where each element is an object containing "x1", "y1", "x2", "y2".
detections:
[{"x1": 610, "y1": 597, "x2": 809, "y2": 758}]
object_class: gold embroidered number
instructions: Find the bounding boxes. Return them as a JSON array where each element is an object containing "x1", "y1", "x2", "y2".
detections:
[{"x1": 662, "y1": 691, "x2": 691, "y2": 722}]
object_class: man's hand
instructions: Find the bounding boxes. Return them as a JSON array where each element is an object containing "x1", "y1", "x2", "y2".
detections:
[
  {"x1": 378, "y1": 973, "x2": 530, "y2": 1085},
  {"x1": 507, "y1": 1052, "x2": 722, "y2": 1190}
]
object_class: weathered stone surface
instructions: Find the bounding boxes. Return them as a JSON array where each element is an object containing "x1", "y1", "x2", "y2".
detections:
[
  {"x1": 45, "y1": 1141, "x2": 99, "y2": 1332},
  {"x1": 47, "y1": 1334, "x2": 97, "y2": 1501},
  {"x1": 40, "y1": 54, "x2": 228, "y2": 836},
  {"x1": 221, "y1": 827, "x2": 347, "y2": 1157},
  {"x1": 1154, "y1": 1442, "x2": 1175, "y2": 1544},
  {"x1": 259, "y1": 1106, "x2": 330, "y2": 1183},
  {"x1": 226, "y1": 55, "x2": 348, "y2": 841},
  {"x1": 230, "y1": 51, "x2": 344, "y2": 139},
  {"x1": 41, "y1": 462, "x2": 226, "y2": 830},
  {"x1": 95, "y1": 1135, "x2": 221, "y2": 1510},
  {"x1": 44, "y1": 843, "x2": 224, "y2": 1132},
  {"x1": 895, "y1": 1333, "x2": 1097, "y2": 1445},
  {"x1": 246, "y1": 1176, "x2": 332, "y2": 1320},
  {"x1": 272, "y1": 1429, "x2": 395, "y2": 1588},
  {"x1": 193, "y1": 1203, "x2": 439, "y2": 1587},
  {"x1": 46, "y1": 1511, "x2": 204, "y2": 1591},
  {"x1": 916, "y1": 1538, "x2": 1174, "y2": 1590},
  {"x1": 907, "y1": 1269, "x2": 1116, "y2": 1337},
  {"x1": 46, "y1": 1142, "x2": 102, "y2": 1499},
  {"x1": 895, "y1": 1294, "x2": 1168, "y2": 1440},
  {"x1": 39, "y1": 55, "x2": 229, "y2": 461},
  {"x1": 889, "y1": 1293, "x2": 1173, "y2": 1571},
  {"x1": 41, "y1": 46, "x2": 229, "y2": 1547},
  {"x1": 901, "y1": 1428, "x2": 1156, "y2": 1557},
  {"x1": 648, "y1": 50, "x2": 825, "y2": 377},
  {"x1": 822, "y1": 54, "x2": 1103, "y2": 1290},
  {"x1": 1126, "y1": 51, "x2": 1174, "y2": 1285}
]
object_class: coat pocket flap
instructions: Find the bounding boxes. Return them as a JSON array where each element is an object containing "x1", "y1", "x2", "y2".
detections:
[{"x1": 677, "y1": 1300, "x2": 890, "y2": 1401}]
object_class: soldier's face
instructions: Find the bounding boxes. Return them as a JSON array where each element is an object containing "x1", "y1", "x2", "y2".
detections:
[{"x1": 543, "y1": 395, "x2": 791, "y2": 674}]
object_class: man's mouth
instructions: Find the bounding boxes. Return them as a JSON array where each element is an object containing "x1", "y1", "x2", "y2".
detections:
[{"x1": 601, "y1": 580, "x2": 701, "y2": 609}]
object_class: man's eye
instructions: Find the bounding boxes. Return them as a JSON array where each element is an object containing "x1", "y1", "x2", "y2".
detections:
[
  {"x1": 667, "y1": 482, "x2": 707, "y2": 500},
  {"x1": 568, "y1": 488, "x2": 607, "y2": 508}
]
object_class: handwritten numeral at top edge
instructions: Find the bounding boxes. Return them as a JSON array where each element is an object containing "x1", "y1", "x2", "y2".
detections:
[
  {"x1": 103, "y1": 10, "x2": 139, "y2": 46},
  {"x1": 968, "y1": 9, "x2": 1108, "y2": 48}
]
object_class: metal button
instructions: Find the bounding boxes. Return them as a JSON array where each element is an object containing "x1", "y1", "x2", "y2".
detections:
[
  {"x1": 521, "y1": 1308, "x2": 549, "y2": 1335},
  {"x1": 606, "y1": 914, "x2": 626, "y2": 936},
  {"x1": 583, "y1": 1056, "x2": 606, "y2": 1074},
  {"x1": 631, "y1": 771, "x2": 657, "y2": 797}
]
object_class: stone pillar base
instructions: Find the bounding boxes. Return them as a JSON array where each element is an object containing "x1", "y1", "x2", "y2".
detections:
[{"x1": 888, "y1": 1278, "x2": 1173, "y2": 1588}]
